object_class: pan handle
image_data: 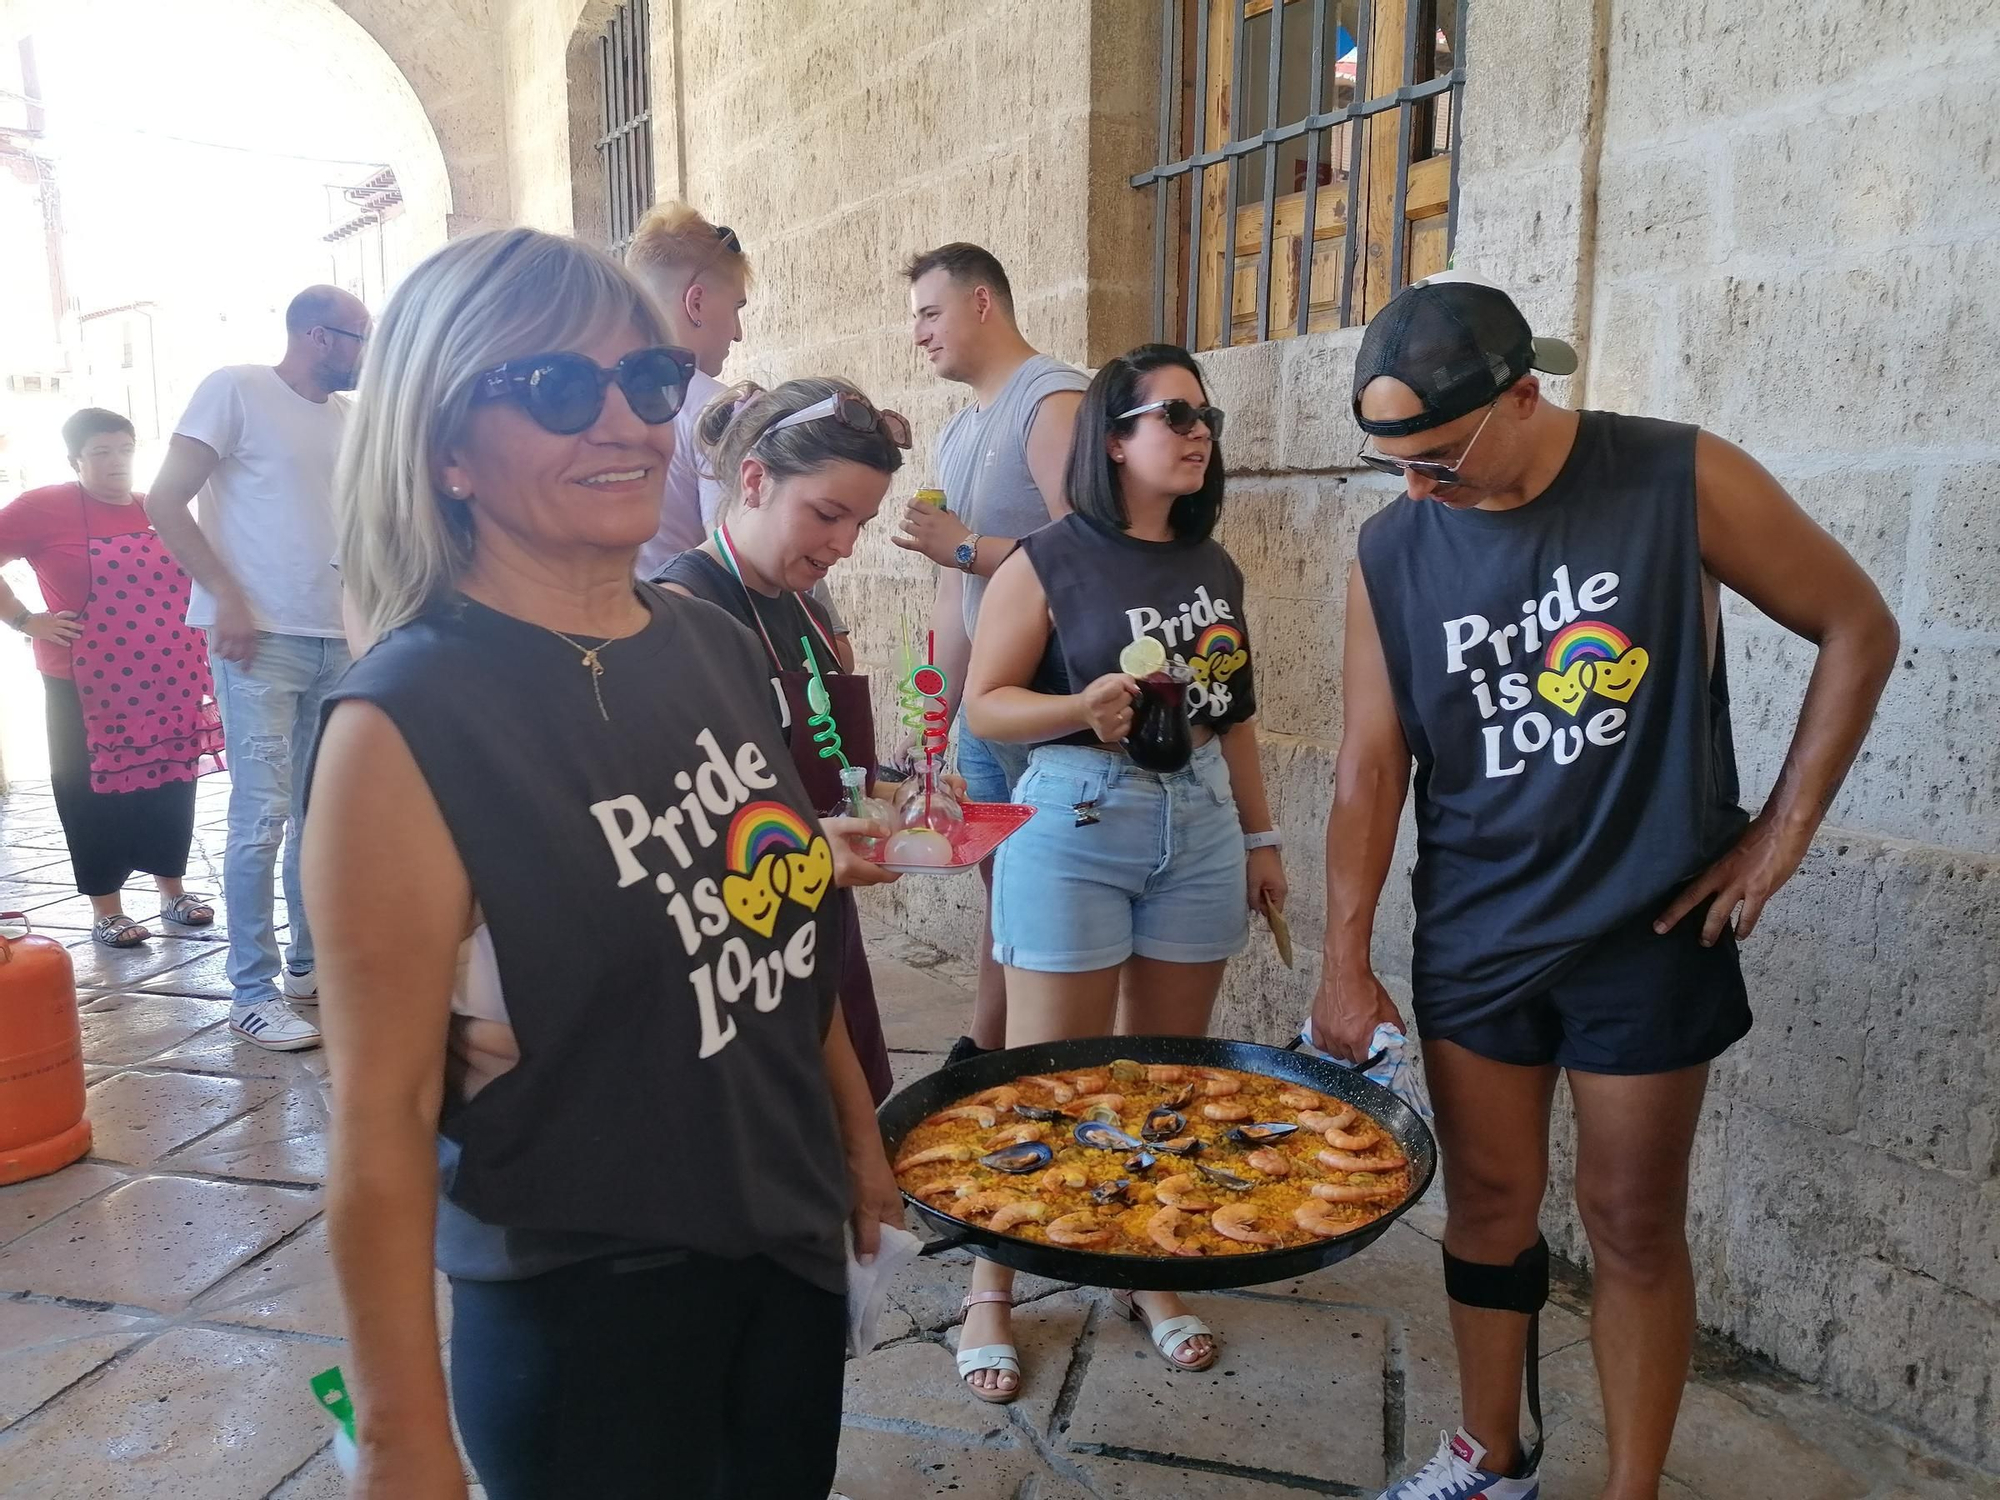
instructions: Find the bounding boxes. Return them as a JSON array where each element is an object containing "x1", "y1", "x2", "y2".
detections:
[
  {"x1": 918, "y1": 1227, "x2": 974, "y2": 1257},
  {"x1": 1282, "y1": 1034, "x2": 1388, "y2": 1069}
]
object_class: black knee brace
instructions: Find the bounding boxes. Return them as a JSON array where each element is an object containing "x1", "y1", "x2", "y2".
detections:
[
  {"x1": 1442, "y1": 1234, "x2": 1549, "y2": 1314},
  {"x1": 1441, "y1": 1236, "x2": 1550, "y2": 1469}
]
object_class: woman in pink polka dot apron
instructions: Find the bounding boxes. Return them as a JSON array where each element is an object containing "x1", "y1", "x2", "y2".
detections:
[{"x1": 0, "y1": 412, "x2": 225, "y2": 948}]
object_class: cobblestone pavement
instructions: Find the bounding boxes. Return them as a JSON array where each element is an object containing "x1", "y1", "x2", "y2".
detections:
[{"x1": 0, "y1": 778, "x2": 1992, "y2": 1498}]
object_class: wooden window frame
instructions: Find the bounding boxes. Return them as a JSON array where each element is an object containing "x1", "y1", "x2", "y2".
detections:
[{"x1": 1136, "y1": 0, "x2": 1466, "y2": 351}]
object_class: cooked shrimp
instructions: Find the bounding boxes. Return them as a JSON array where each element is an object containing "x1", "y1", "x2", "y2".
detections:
[
  {"x1": 1311, "y1": 1180, "x2": 1401, "y2": 1203},
  {"x1": 969, "y1": 1086, "x2": 1021, "y2": 1110},
  {"x1": 1296, "y1": 1110, "x2": 1348, "y2": 1133},
  {"x1": 1145, "y1": 1064, "x2": 1189, "y2": 1084},
  {"x1": 1201, "y1": 1100, "x2": 1253, "y2": 1122},
  {"x1": 924, "y1": 1104, "x2": 998, "y2": 1129},
  {"x1": 1154, "y1": 1174, "x2": 1216, "y2": 1211},
  {"x1": 1147, "y1": 1207, "x2": 1203, "y2": 1256},
  {"x1": 1046, "y1": 1211, "x2": 1113, "y2": 1247},
  {"x1": 1196, "y1": 1069, "x2": 1241, "y2": 1098},
  {"x1": 1294, "y1": 1200, "x2": 1353, "y2": 1238},
  {"x1": 1244, "y1": 1148, "x2": 1293, "y2": 1178},
  {"x1": 1062, "y1": 1071, "x2": 1110, "y2": 1095},
  {"x1": 895, "y1": 1143, "x2": 975, "y2": 1171},
  {"x1": 1211, "y1": 1204, "x2": 1282, "y2": 1246},
  {"x1": 1070, "y1": 1093, "x2": 1126, "y2": 1114},
  {"x1": 1318, "y1": 1147, "x2": 1409, "y2": 1174},
  {"x1": 1278, "y1": 1086, "x2": 1323, "y2": 1111},
  {"x1": 1323, "y1": 1124, "x2": 1378, "y2": 1151},
  {"x1": 985, "y1": 1122, "x2": 1048, "y2": 1148},
  {"x1": 1018, "y1": 1074, "x2": 1077, "y2": 1103},
  {"x1": 1320, "y1": 1102, "x2": 1360, "y2": 1131},
  {"x1": 913, "y1": 1177, "x2": 977, "y2": 1205},
  {"x1": 955, "y1": 1189, "x2": 1024, "y2": 1217},
  {"x1": 1040, "y1": 1164, "x2": 1088, "y2": 1191},
  {"x1": 988, "y1": 1201, "x2": 1049, "y2": 1233}
]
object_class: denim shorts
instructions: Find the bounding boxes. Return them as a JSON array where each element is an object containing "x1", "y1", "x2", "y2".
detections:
[
  {"x1": 955, "y1": 715, "x2": 1030, "y2": 805},
  {"x1": 990, "y1": 739, "x2": 1249, "y2": 972}
]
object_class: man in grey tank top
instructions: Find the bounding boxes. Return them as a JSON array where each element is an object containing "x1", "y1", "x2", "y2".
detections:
[
  {"x1": 894, "y1": 243, "x2": 1087, "y2": 1061},
  {"x1": 1316, "y1": 275, "x2": 1899, "y2": 1500}
]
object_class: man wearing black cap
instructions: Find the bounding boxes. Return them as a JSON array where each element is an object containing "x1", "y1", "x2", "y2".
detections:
[{"x1": 1312, "y1": 273, "x2": 1899, "y2": 1500}]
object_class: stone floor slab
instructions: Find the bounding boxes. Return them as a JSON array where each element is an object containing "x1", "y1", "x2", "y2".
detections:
[
  {"x1": 0, "y1": 1162, "x2": 128, "y2": 1250},
  {"x1": 82, "y1": 1067, "x2": 284, "y2": 1168},
  {"x1": 168, "y1": 1083, "x2": 329, "y2": 1184},
  {"x1": 194, "y1": 1217, "x2": 343, "y2": 1339},
  {"x1": 1059, "y1": 1455, "x2": 1334, "y2": 1497},
  {"x1": 0, "y1": 1299, "x2": 149, "y2": 1427},
  {"x1": 78, "y1": 992, "x2": 231, "y2": 1067},
  {"x1": 0, "y1": 1325, "x2": 337, "y2": 1499},
  {"x1": 1064, "y1": 1294, "x2": 1387, "y2": 1490},
  {"x1": 62, "y1": 932, "x2": 212, "y2": 992},
  {"x1": 833, "y1": 1427, "x2": 1035, "y2": 1500},
  {"x1": 884, "y1": 1244, "x2": 1077, "y2": 1335},
  {"x1": 142, "y1": 1021, "x2": 306, "y2": 1077},
  {"x1": 843, "y1": 1337, "x2": 1015, "y2": 1445},
  {"x1": 138, "y1": 943, "x2": 289, "y2": 1005},
  {"x1": 0, "y1": 1173, "x2": 320, "y2": 1312},
  {"x1": 876, "y1": 959, "x2": 980, "y2": 1055}
]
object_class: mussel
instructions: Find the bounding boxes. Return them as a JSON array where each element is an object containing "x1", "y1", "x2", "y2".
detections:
[
  {"x1": 1082, "y1": 1105, "x2": 1123, "y2": 1127},
  {"x1": 1013, "y1": 1102, "x2": 1071, "y2": 1123},
  {"x1": 1150, "y1": 1136, "x2": 1205, "y2": 1157},
  {"x1": 1090, "y1": 1177, "x2": 1132, "y2": 1206},
  {"x1": 1224, "y1": 1122, "x2": 1302, "y2": 1147},
  {"x1": 1123, "y1": 1151, "x2": 1158, "y2": 1175},
  {"x1": 1194, "y1": 1162, "x2": 1255, "y2": 1192},
  {"x1": 1073, "y1": 1119, "x2": 1145, "y2": 1152},
  {"x1": 1141, "y1": 1107, "x2": 1187, "y2": 1142},
  {"x1": 979, "y1": 1140, "x2": 1054, "y2": 1174},
  {"x1": 1165, "y1": 1083, "x2": 1199, "y2": 1111},
  {"x1": 1107, "y1": 1058, "x2": 1145, "y2": 1082}
]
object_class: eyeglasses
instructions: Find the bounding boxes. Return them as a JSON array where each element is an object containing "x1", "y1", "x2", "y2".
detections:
[
  {"x1": 1116, "y1": 398, "x2": 1225, "y2": 442},
  {"x1": 472, "y1": 346, "x2": 697, "y2": 435},
  {"x1": 1356, "y1": 400, "x2": 1498, "y2": 486},
  {"x1": 764, "y1": 390, "x2": 913, "y2": 450},
  {"x1": 321, "y1": 326, "x2": 367, "y2": 343}
]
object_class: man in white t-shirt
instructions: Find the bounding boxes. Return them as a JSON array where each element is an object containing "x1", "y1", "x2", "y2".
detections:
[
  {"x1": 625, "y1": 204, "x2": 853, "y2": 666},
  {"x1": 145, "y1": 285, "x2": 369, "y2": 1052}
]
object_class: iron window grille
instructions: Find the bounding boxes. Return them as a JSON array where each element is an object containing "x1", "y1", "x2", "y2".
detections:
[
  {"x1": 597, "y1": 0, "x2": 655, "y2": 257},
  {"x1": 1132, "y1": 0, "x2": 1469, "y2": 351}
]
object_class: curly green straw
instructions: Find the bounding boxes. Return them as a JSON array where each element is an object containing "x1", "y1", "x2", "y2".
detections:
[{"x1": 801, "y1": 634, "x2": 850, "y2": 772}]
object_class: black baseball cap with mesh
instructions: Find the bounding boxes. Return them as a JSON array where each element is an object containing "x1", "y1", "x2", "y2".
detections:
[{"x1": 1351, "y1": 275, "x2": 1579, "y2": 438}]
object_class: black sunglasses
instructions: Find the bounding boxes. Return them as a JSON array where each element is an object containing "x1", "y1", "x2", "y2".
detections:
[
  {"x1": 472, "y1": 346, "x2": 697, "y2": 435},
  {"x1": 1117, "y1": 398, "x2": 1225, "y2": 442},
  {"x1": 764, "y1": 389, "x2": 914, "y2": 450},
  {"x1": 1354, "y1": 401, "x2": 1498, "y2": 487},
  {"x1": 713, "y1": 224, "x2": 743, "y2": 254}
]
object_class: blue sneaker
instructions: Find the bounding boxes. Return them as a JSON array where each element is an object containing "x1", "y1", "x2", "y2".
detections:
[{"x1": 1378, "y1": 1428, "x2": 1539, "y2": 1499}]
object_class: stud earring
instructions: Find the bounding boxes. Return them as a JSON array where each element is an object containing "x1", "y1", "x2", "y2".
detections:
[{"x1": 446, "y1": 484, "x2": 467, "y2": 498}]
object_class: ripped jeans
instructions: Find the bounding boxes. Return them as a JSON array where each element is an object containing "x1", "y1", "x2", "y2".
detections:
[{"x1": 213, "y1": 633, "x2": 352, "y2": 1007}]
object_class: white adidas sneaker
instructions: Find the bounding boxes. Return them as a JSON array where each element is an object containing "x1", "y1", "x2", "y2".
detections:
[
  {"x1": 1377, "y1": 1429, "x2": 1539, "y2": 1500},
  {"x1": 281, "y1": 966, "x2": 319, "y2": 1005},
  {"x1": 230, "y1": 999, "x2": 323, "y2": 1052}
]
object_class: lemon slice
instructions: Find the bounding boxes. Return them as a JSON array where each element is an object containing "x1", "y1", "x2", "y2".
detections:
[{"x1": 1119, "y1": 636, "x2": 1167, "y2": 678}]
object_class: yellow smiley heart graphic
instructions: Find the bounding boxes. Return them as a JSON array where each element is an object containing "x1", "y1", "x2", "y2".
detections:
[
  {"x1": 722, "y1": 853, "x2": 784, "y2": 938},
  {"x1": 1591, "y1": 645, "x2": 1649, "y2": 703},
  {"x1": 1535, "y1": 659, "x2": 1594, "y2": 717},
  {"x1": 782, "y1": 837, "x2": 834, "y2": 913},
  {"x1": 1188, "y1": 654, "x2": 1213, "y2": 684},
  {"x1": 1209, "y1": 647, "x2": 1249, "y2": 683}
]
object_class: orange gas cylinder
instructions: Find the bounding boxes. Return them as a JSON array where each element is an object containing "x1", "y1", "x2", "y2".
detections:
[{"x1": 0, "y1": 913, "x2": 90, "y2": 1185}]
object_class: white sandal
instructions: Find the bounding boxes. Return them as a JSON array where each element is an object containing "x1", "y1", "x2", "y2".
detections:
[
  {"x1": 955, "y1": 1290, "x2": 1021, "y2": 1405},
  {"x1": 1112, "y1": 1289, "x2": 1219, "y2": 1371}
]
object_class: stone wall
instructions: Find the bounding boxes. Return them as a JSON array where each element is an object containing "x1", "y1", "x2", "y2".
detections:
[{"x1": 484, "y1": 0, "x2": 1997, "y2": 1465}]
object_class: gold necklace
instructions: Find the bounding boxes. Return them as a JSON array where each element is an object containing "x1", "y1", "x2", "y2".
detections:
[{"x1": 542, "y1": 627, "x2": 615, "y2": 721}]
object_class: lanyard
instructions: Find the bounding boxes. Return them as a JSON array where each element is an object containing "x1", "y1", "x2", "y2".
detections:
[{"x1": 711, "y1": 524, "x2": 841, "y2": 674}]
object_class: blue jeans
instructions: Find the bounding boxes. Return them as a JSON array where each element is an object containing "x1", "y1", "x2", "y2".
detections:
[
  {"x1": 954, "y1": 714, "x2": 1030, "y2": 805},
  {"x1": 213, "y1": 633, "x2": 352, "y2": 1007}
]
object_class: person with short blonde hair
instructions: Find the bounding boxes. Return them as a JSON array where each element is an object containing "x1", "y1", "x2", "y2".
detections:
[{"x1": 309, "y1": 227, "x2": 903, "y2": 1498}]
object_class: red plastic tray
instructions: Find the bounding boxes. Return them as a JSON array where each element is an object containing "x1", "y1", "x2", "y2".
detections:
[{"x1": 877, "y1": 801, "x2": 1036, "y2": 874}]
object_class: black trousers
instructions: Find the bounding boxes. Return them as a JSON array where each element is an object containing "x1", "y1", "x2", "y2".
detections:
[
  {"x1": 43, "y1": 674, "x2": 197, "y2": 897},
  {"x1": 449, "y1": 1252, "x2": 846, "y2": 1500}
]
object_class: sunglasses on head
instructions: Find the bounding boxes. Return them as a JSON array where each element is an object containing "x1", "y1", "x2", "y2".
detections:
[
  {"x1": 1355, "y1": 401, "x2": 1499, "y2": 487},
  {"x1": 713, "y1": 224, "x2": 742, "y2": 254},
  {"x1": 472, "y1": 346, "x2": 697, "y2": 435},
  {"x1": 764, "y1": 390, "x2": 913, "y2": 450},
  {"x1": 1116, "y1": 398, "x2": 1226, "y2": 442}
]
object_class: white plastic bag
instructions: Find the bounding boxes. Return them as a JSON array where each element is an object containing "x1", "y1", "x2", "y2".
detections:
[
  {"x1": 845, "y1": 1223, "x2": 925, "y2": 1355},
  {"x1": 1296, "y1": 1020, "x2": 1433, "y2": 1120}
]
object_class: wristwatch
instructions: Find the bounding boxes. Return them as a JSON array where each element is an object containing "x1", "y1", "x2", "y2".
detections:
[
  {"x1": 1243, "y1": 830, "x2": 1283, "y2": 851},
  {"x1": 952, "y1": 533, "x2": 981, "y2": 572},
  {"x1": 6, "y1": 607, "x2": 29, "y2": 633}
]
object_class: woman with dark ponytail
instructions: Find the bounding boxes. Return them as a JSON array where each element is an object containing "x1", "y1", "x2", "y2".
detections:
[{"x1": 654, "y1": 375, "x2": 920, "y2": 1101}]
